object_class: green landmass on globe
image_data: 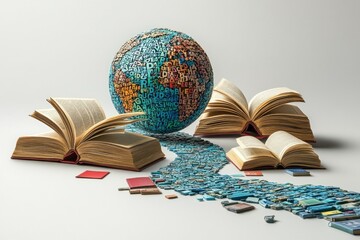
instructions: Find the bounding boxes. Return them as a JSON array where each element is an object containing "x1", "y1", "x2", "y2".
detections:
[{"x1": 109, "y1": 28, "x2": 213, "y2": 133}]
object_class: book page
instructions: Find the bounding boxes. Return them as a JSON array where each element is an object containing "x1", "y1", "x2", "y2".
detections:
[
  {"x1": 207, "y1": 91, "x2": 250, "y2": 119},
  {"x1": 227, "y1": 146, "x2": 278, "y2": 170},
  {"x1": 77, "y1": 131, "x2": 164, "y2": 170},
  {"x1": 85, "y1": 131, "x2": 152, "y2": 148},
  {"x1": 262, "y1": 104, "x2": 304, "y2": 115},
  {"x1": 31, "y1": 109, "x2": 69, "y2": 147},
  {"x1": 265, "y1": 131, "x2": 307, "y2": 159},
  {"x1": 248, "y1": 88, "x2": 303, "y2": 120},
  {"x1": 78, "y1": 112, "x2": 145, "y2": 144},
  {"x1": 236, "y1": 136, "x2": 269, "y2": 150},
  {"x1": 253, "y1": 104, "x2": 315, "y2": 141},
  {"x1": 48, "y1": 98, "x2": 106, "y2": 147},
  {"x1": 11, "y1": 132, "x2": 67, "y2": 161},
  {"x1": 214, "y1": 78, "x2": 249, "y2": 116}
]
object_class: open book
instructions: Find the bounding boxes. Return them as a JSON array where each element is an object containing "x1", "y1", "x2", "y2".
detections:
[
  {"x1": 11, "y1": 98, "x2": 165, "y2": 171},
  {"x1": 226, "y1": 131, "x2": 321, "y2": 170},
  {"x1": 194, "y1": 78, "x2": 315, "y2": 142}
]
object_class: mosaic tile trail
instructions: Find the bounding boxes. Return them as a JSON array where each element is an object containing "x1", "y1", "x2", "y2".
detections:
[{"x1": 128, "y1": 127, "x2": 360, "y2": 220}]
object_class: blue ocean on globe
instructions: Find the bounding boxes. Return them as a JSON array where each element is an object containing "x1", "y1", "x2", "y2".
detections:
[{"x1": 109, "y1": 28, "x2": 213, "y2": 133}]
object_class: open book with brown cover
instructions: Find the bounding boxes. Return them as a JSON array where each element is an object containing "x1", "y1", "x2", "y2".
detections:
[
  {"x1": 11, "y1": 98, "x2": 165, "y2": 171},
  {"x1": 226, "y1": 131, "x2": 321, "y2": 170},
  {"x1": 194, "y1": 78, "x2": 315, "y2": 142}
]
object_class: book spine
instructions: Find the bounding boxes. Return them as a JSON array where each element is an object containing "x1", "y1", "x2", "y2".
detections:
[{"x1": 61, "y1": 149, "x2": 80, "y2": 164}]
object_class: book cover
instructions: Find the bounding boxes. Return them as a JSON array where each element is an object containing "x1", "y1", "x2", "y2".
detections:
[
  {"x1": 126, "y1": 177, "x2": 156, "y2": 189},
  {"x1": 76, "y1": 170, "x2": 110, "y2": 179},
  {"x1": 244, "y1": 171, "x2": 263, "y2": 176},
  {"x1": 298, "y1": 198, "x2": 323, "y2": 207},
  {"x1": 329, "y1": 219, "x2": 360, "y2": 235},
  {"x1": 225, "y1": 203, "x2": 255, "y2": 213},
  {"x1": 285, "y1": 169, "x2": 310, "y2": 176},
  {"x1": 325, "y1": 214, "x2": 360, "y2": 222},
  {"x1": 322, "y1": 210, "x2": 342, "y2": 217}
]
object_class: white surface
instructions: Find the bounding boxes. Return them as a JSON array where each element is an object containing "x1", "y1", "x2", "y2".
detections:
[{"x1": 1, "y1": 0, "x2": 360, "y2": 239}]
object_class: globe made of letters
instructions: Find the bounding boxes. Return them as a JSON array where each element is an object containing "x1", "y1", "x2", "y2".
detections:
[{"x1": 109, "y1": 28, "x2": 213, "y2": 133}]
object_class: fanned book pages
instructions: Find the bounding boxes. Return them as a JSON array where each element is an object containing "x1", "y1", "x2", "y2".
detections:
[
  {"x1": 194, "y1": 78, "x2": 315, "y2": 142},
  {"x1": 226, "y1": 131, "x2": 321, "y2": 170},
  {"x1": 11, "y1": 98, "x2": 165, "y2": 171}
]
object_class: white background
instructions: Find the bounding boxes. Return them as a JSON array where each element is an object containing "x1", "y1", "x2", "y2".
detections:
[{"x1": 1, "y1": 0, "x2": 360, "y2": 239}]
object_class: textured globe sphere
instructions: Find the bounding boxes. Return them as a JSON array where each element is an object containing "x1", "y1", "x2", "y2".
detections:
[{"x1": 109, "y1": 28, "x2": 213, "y2": 133}]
